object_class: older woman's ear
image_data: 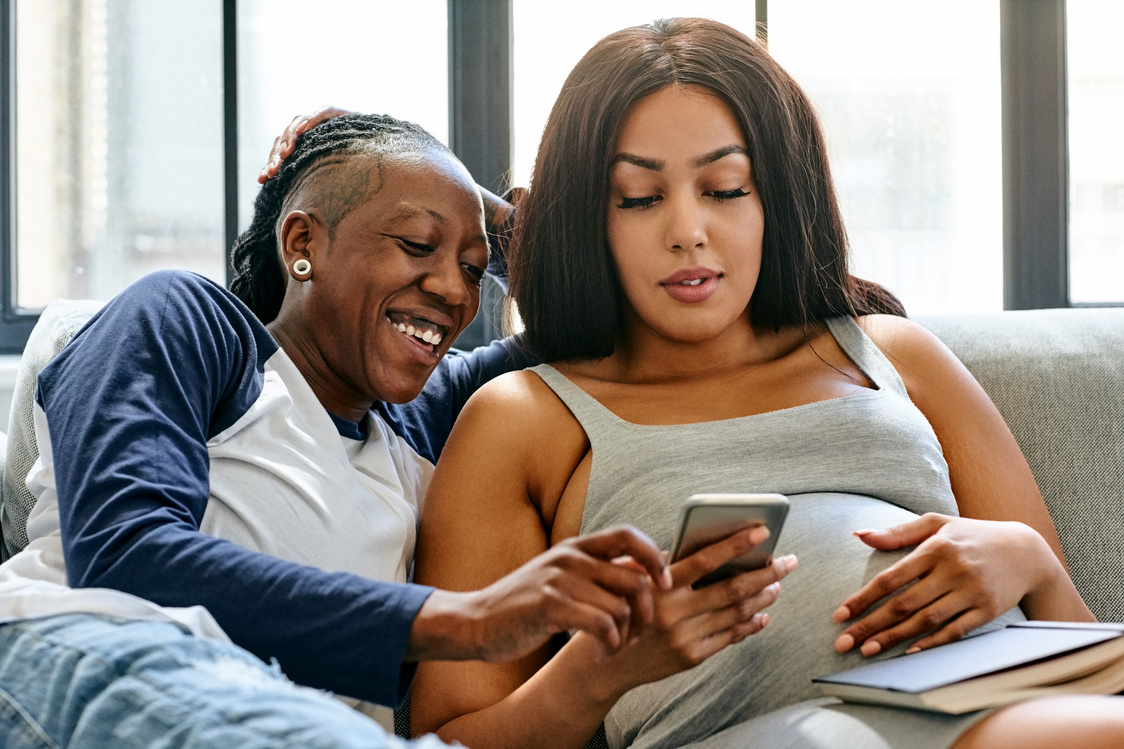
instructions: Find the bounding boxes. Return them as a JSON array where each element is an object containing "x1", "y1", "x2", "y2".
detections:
[{"x1": 278, "y1": 210, "x2": 319, "y2": 282}]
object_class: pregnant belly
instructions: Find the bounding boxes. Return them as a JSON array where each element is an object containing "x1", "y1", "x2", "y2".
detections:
[{"x1": 604, "y1": 492, "x2": 1023, "y2": 749}]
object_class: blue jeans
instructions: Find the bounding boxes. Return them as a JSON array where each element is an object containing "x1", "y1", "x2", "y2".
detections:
[{"x1": 0, "y1": 613, "x2": 454, "y2": 749}]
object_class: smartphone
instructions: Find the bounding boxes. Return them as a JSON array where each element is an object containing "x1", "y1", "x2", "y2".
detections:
[{"x1": 669, "y1": 493, "x2": 790, "y2": 588}]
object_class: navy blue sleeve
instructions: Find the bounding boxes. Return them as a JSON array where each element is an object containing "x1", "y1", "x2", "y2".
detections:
[
  {"x1": 38, "y1": 270, "x2": 430, "y2": 706},
  {"x1": 376, "y1": 335, "x2": 539, "y2": 465}
]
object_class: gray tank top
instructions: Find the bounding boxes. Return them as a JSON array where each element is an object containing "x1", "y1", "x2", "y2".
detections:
[{"x1": 532, "y1": 316, "x2": 1023, "y2": 749}]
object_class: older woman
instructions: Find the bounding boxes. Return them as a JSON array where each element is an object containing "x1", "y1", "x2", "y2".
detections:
[{"x1": 0, "y1": 114, "x2": 767, "y2": 748}]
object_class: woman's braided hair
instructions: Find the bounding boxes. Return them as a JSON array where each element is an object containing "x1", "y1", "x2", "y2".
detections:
[{"x1": 230, "y1": 113, "x2": 449, "y2": 324}]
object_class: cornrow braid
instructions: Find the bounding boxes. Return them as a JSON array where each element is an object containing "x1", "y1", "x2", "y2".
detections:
[{"x1": 229, "y1": 113, "x2": 448, "y2": 323}]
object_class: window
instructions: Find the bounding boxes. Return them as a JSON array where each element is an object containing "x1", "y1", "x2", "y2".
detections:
[
  {"x1": 14, "y1": 0, "x2": 224, "y2": 310},
  {"x1": 1067, "y1": 0, "x2": 1124, "y2": 304},
  {"x1": 2, "y1": 1, "x2": 1119, "y2": 353},
  {"x1": 236, "y1": 0, "x2": 448, "y2": 231},
  {"x1": 769, "y1": 1, "x2": 1002, "y2": 315},
  {"x1": 511, "y1": 1, "x2": 756, "y2": 189}
]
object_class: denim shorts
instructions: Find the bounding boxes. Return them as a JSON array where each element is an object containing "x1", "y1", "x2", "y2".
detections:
[{"x1": 0, "y1": 613, "x2": 454, "y2": 749}]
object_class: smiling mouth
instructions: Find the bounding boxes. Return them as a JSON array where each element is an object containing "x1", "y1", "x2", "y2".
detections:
[{"x1": 386, "y1": 312, "x2": 447, "y2": 348}]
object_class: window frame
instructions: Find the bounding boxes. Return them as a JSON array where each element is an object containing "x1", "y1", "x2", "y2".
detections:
[
  {"x1": 0, "y1": 0, "x2": 1114, "y2": 354},
  {"x1": 0, "y1": 0, "x2": 35, "y2": 352}
]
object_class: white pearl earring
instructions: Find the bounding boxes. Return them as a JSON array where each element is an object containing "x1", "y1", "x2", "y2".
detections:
[{"x1": 293, "y1": 259, "x2": 312, "y2": 279}]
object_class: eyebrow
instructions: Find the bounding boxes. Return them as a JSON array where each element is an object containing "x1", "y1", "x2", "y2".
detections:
[
  {"x1": 386, "y1": 205, "x2": 445, "y2": 224},
  {"x1": 610, "y1": 145, "x2": 749, "y2": 171},
  {"x1": 385, "y1": 205, "x2": 488, "y2": 248}
]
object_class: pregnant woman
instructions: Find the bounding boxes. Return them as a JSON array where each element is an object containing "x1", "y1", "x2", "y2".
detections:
[{"x1": 409, "y1": 17, "x2": 1121, "y2": 749}]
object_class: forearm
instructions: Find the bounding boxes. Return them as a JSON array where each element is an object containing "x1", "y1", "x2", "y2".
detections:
[
  {"x1": 480, "y1": 186, "x2": 524, "y2": 290},
  {"x1": 81, "y1": 522, "x2": 431, "y2": 704},
  {"x1": 480, "y1": 186, "x2": 517, "y2": 235},
  {"x1": 430, "y1": 635, "x2": 626, "y2": 749},
  {"x1": 1020, "y1": 533, "x2": 1096, "y2": 622},
  {"x1": 407, "y1": 588, "x2": 482, "y2": 661}
]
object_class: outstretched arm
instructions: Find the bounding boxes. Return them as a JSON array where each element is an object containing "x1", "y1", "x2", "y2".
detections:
[{"x1": 832, "y1": 315, "x2": 1093, "y2": 657}]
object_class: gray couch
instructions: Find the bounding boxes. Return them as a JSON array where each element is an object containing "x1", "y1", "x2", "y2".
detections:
[
  {"x1": 1, "y1": 302, "x2": 1122, "y2": 624},
  {"x1": 916, "y1": 308, "x2": 1124, "y2": 622}
]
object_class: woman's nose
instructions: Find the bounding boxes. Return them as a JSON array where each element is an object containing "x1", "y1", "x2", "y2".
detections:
[
  {"x1": 420, "y1": 257, "x2": 475, "y2": 307},
  {"x1": 665, "y1": 195, "x2": 707, "y2": 251}
]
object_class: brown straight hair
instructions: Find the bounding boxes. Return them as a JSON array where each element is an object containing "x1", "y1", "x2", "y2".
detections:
[{"x1": 509, "y1": 17, "x2": 904, "y2": 363}]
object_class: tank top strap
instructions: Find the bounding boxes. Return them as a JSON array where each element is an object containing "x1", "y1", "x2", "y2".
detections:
[
  {"x1": 824, "y1": 316, "x2": 909, "y2": 398},
  {"x1": 529, "y1": 363, "x2": 625, "y2": 441}
]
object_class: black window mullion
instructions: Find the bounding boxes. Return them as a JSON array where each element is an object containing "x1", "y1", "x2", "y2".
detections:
[
  {"x1": 0, "y1": 0, "x2": 35, "y2": 353},
  {"x1": 1001, "y1": 0, "x2": 1069, "y2": 309},
  {"x1": 223, "y1": 0, "x2": 237, "y2": 287},
  {"x1": 447, "y1": 0, "x2": 512, "y2": 348}
]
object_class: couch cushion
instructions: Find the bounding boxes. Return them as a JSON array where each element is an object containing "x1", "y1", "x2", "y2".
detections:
[
  {"x1": 1, "y1": 299, "x2": 104, "y2": 561},
  {"x1": 917, "y1": 308, "x2": 1124, "y2": 622}
]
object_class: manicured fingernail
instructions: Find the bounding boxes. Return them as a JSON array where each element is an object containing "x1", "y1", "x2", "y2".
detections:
[
  {"x1": 832, "y1": 605, "x2": 850, "y2": 623},
  {"x1": 861, "y1": 640, "x2": 882, "y2": 657},
  {"x1": 906, "y1": 645, "x2": 921, "y2": 654},
  {"x1": 780, "y1": 554, "x2": 798, "y2": 573},
  {"x1": 749, "y1": 525, "x2": 771, "y2": 544},
  {"x1": 853, "y1": 529, "x2": 875, "y2": 537},
  {"x1": 834, "y1": 633, "x2": 854, "y2": 653}
]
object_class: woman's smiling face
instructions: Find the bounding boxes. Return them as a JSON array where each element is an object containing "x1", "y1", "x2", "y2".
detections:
[
  {"x1": 278, "y1": 147, "x2": 489, "y2": 408},
  {"x1": 607, "y1": 84, "x2": 765, "y2": 347}
]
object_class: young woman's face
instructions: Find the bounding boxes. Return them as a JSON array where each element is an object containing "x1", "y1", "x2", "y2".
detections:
[
  {"x1": 607, "y1": 84, "x2": 764, "y2": 345},
  {"x1": 297, "y1": 149, "x2": 488, "y2": 404}
]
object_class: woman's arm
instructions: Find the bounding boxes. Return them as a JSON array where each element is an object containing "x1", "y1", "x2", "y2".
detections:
[
  {"x1": 412, "y1": 371, "x2": 793, "y2": 748},
  {"x1": 832, "y1": 315, "x2": 1094, "y2": 656},
  {"x1": 40, "y1": 271, "x2": 438, "y2": 705}
]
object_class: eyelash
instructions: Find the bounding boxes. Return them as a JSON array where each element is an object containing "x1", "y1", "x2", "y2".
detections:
[
  {"x1": 399, "y1": 240, "x2": 485, "y2": 286},
  {"x1": 399, "y1": 239, "x2": 433, "y2": 256},
  {"x1": 616, "y1": 188, "x2": 752, "y2": 210},
  {"x1": 710, "y1": 188, "x2": 752, "y2": 201},
  {"x1": 462, "y1": 264, "x2": 485, "y2": 285}
]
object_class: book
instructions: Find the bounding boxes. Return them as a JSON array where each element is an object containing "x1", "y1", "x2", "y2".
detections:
[{"x1": 813, "y1": 621, "x2": 1124, "y2": 714}]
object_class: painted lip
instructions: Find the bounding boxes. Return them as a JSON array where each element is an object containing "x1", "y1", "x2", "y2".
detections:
[{"x1": 660, "y1": 267, "x2": 722, "y2": 304}]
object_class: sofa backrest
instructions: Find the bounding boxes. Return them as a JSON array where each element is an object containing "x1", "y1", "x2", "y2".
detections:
[
  {"x1": 0, "y1": 299, "x2": 104, "y2": 561},
  {"x1": 918, "y1": 308, "x2": 1124, "y2": 623},
  {"x1": 2, "y1": 302, "x2": 1120, "y2": 622}
]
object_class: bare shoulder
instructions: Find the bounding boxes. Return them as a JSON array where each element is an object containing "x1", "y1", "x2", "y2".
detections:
[
  {"x1": 439, "y1": 367, "x2": 590, "y2": 512},
  {"x1": 455, "y1": 368, "x2": 580, "y2": 437},
  {"x1": 855, "y1": 313, "x2": 948, "y2": 358},
  {"x1": 853, "y1": 314, "x2": 966, "y2": 390}
]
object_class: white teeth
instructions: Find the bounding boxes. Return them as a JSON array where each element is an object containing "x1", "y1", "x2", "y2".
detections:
[
  {"x1": 680, "y1": 278, "x2": 704, "y2": 286},
  {"x1": 388, "y1": 316, "x2": 443, "y2": 347}
]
